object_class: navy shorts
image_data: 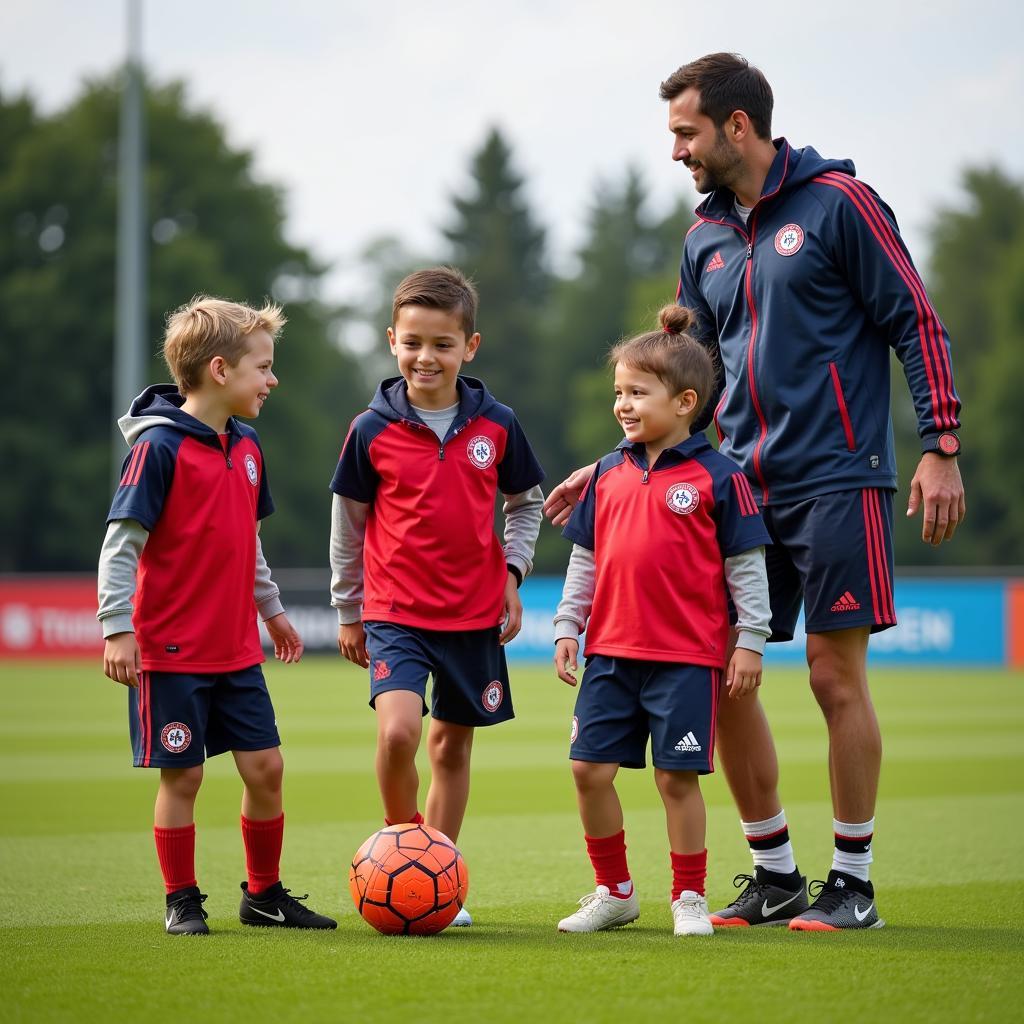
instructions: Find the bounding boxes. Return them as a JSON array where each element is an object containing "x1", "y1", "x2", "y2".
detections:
[
  {"x1": 364, "y1": 622, "x2": 513, "y2": 727},
  {"x1": 762, "y1": 488, "x2": 897, "y2": 641},
  {"x1": 569, "y1": 655, "x2": 719, "y2": 773},
  {"x1": 129, "y1": 664, "x2": 280, "y2": 768}
]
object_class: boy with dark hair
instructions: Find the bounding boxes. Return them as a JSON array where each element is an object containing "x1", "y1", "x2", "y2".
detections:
[
  {"x1": 331, "y1": 266, "x2": 545, "y2": 928},
  {"x1": 98, "y1": 295, "x2": 336, "y2": 935}
]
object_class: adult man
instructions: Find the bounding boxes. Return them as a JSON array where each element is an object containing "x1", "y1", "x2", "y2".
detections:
[{"x1": 544, "y1": 53, "x2": 964, "y2": 930}]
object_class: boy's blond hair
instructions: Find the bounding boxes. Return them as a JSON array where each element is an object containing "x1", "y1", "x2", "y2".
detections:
[{"x1": 163, "y1": 296, "x2": 286, "y2": 394}]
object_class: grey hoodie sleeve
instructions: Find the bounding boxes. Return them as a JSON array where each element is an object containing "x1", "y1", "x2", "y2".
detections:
[
  {"x1": 97, "y1": 519, "x2": 148, "y2": 637},
  {"x1": 254, "y1": 533, "x2": 285, "y2": 621},
  {"x1": 330, "y1": 493, "x2": 369, "y2": 625},
  {"x1": 553, "y1": 544, "x2": 595, "y2": 643},
  {"x1": 502, "y1": 484, "x2": 544, "y2": 581},
  {"x1": 725, "y1": 546, "x2": 771, "y2": 654}
]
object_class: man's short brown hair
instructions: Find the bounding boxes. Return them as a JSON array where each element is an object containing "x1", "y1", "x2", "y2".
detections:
[
  {"x1": 392, "y1": 267, "x2": 478, "y2": 338},
  {"x1": 163, "y1": 296, "x2": 286, "y2": 394},
  {"x1": 660, "y1": 52, "x2": 774, "y2": 141}
]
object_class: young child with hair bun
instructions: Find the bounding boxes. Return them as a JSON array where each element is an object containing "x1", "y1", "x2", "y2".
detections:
[{"x1": 553, "y1": 304, "x2": 771, "y2": 937}]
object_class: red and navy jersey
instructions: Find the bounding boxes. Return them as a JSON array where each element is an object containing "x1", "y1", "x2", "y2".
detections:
[
  {"x1": 680, "y1": 140, "x2": 961, "y2": 506},
  {"x1": 107, "y1": 385, "x2": 274, "y2": 673},
  {"x1": 330, "y1": 376, "x2": 544, "y2": 631},
  {"x1": 563, "y1": 434, "x2": 770, "y2": 667}
]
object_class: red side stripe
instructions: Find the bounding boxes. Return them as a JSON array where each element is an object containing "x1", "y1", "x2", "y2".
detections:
[
  {"x1": 140, "y1": 671, "x2": 152, "y2": 767},
  {"x1": 120, "y1": 444, "x2": 143, "y2": 487},
  {"x1": 870, "y1": 490, "x2": 897, "y2": 622},
  {"x1": 713, "y1": 387, "x2": 728, "y2": 446},
  {"x1": 862, "y1": 490, "x2": 883, "y2": 624},
  {"x1": 835, "y1": 174, "x2": 957, "y2": 425},
  {"x1": 709, "y1": 669, "x2": 719, "y2": 773},
  {"x1": 815, "y1": 173, "x2": 957, "y2": 430},
  {"x1": 129, "y1": 441, "x2": 150, "y2": 486},
  {"x1": 732, "y1": 474, "x2": 758, "y2": 516}
]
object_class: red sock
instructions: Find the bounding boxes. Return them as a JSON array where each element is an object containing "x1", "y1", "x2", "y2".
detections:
[
  {"x1": 154, "y1": 824, "x2": 197, "y2": 895},
  {"x1": 671, "y1": 849, "x2": 708, "y2": 900},
  {"x1": 384, "y1": 811, "x2": 424, "y2": 826},
  {"x1": 585, "y1": 830, "x2": 631, "y2": 897},
  {"x1": 241, "y1": 813, "x2": 284, "y2": 895}
]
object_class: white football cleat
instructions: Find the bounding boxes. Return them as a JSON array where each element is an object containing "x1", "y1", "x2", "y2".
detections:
[
  {"x1": 450, "y1": 907, "x2": 472, "y2": 927},
  {"x1": 672, "y1": 890, "x2": 714, "y2": 936},
  {"x1": 557, "y1": 885, "x2": 640, "y2": 933}
]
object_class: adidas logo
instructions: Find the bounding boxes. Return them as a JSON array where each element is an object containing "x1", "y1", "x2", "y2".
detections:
[
  {"x1": 830, "y1": 590, "x2": 861, "y2": 612},
  {"x1": 674, "y1": 731, "x2": 702, "y2": 752},
  {"x1": 706, "y1": 251, "x2": 726, "y2": 273}
]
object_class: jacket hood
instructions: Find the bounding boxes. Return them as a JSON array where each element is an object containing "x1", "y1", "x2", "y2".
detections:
[
  {"x1": 368, "y1": 375, "x2": 495, "y2": 426},
  {"x1": 118, "y1": 384, "x2": 241, "y2": 446},
  {"x1": 696, "y1": 139, "x2": 856, "y2": 221}
]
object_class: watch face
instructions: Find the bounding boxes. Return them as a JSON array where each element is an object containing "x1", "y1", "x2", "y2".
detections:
[{"x1": 938, "y1": 433, "x2": 960, "y2": 455}]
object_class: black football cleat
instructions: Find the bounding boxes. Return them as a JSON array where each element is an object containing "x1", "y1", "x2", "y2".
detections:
[
  {"x1": 165, "y1": 886, "x2": 210, "y2": 935},
  {"x1": 239, "y1": 881, "x2": 337, "y2": 929},
  {"x1": 789, "y1": 870, "x2": 885, "y2": 931},
  {"x1": 709, "y1": 868, "x2": 809, "y2": 927}
]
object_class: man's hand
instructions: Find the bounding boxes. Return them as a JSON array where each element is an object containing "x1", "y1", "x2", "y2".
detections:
[
  {"x1": 554, "y1": 638, "x2": 580, "y2": 686},
  {"x1": 907, "y1": 453, "x2": 966, "y2": 546},
  {"x1": 542, "y1": 463, "x2": 597, "y2": 528},
  {"x1": 104, "y1": 632, "x2": 142, "y2": 688},
  {"x1": 338, "y1": 622, "x2": 369, "y2": 667},
  {"x1": 499, "y1": 573, "x2": 523, "y2": 646},
  {"x1": 726, "y1": 646, "x2": 762, "y2": 698},
  {"x1": 265, "y1": 612, "x2": 304, "y2": 663}
]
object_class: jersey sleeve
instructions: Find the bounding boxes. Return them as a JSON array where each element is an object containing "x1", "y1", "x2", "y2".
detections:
[
  {"x1": 678, "y1": 228, "x2": 724, "y2": 435},
  {"x1": 329, "y1": 415, "x2": 380, "y2": 503},
  {"x1": 713, "y1": 465, "x2": 772, "y2": 557},
  {"x1": 497, "y1": 414, "x2": 545, "y2": 495},
  {"x1": 561, "y1": 460, "x2": 604, "y2": 551},
  {"x1": 256, "y1": 446, "x2": 275, "y2": 520},
  {"x1": 828, "y1": 179, "x2": 961, "y2": 443},
  {"x1": 106, "y1": 435, "x2": 176, "y2": 530}
]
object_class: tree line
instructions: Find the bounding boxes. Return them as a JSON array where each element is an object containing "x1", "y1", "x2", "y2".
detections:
[{"x1": 1, "y1": 75, "x2": 1020, "y2": 574}]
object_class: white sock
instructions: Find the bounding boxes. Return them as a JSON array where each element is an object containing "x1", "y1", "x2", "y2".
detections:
[
  {"x1": 741, "y1": 810, "x2": 797, "y2": 876},
  {"x1": 831, "y1": 818, "x2": 874, "y2": 881}
]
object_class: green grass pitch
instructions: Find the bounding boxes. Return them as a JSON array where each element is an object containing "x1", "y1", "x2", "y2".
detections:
[{"x1": 3, "y1": 657, "x2": 1023, "y2": 1022}]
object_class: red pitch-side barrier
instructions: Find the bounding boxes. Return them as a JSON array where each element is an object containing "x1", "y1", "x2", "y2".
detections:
[
  {"x1": 1010, "y1": 581, "x2": 1024, "y2": 668},
  {"x1": 0, "y1": 578, "x2": 102, "y2": 658}
]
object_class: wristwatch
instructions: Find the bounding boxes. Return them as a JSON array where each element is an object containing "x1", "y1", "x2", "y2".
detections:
[{"x1": 922, "y1": 431, "x2": 960, "y2": 457}]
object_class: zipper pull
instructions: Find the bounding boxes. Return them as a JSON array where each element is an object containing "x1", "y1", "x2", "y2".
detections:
[
  {"x1": 438, "y1": 446, "x2": 445, "y2": 461},
  {"x1": 642, "y1": 469, "x2": 649, "y2": 484},
  {"x1": 746, "y1": 243, "x2": 753, "y2": 259}
]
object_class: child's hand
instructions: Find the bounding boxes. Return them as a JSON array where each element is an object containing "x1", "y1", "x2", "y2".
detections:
[
  {"x1": 499, "y1": 572, "x2": 522, "y2": 646},
  {"x1": 726, "y1": 646, "x2": 762, "y2": 698},
  {"x1": 265, "y1": 612, "x2": 304, "y2": 663},
  {"x1": 554, "y1": 638, "x2": 580, "y2": 686},
  {"x1": 104, "y1": 632, "x2": 141, "y2": 688},
  {"x1": 338, "y1": 622, "x2": 369, "y2": 668}
]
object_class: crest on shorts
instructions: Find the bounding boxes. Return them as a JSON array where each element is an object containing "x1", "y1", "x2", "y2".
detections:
[
  {"x1": 244, "y1": 454, "x2": 259, "y2": 486},
  {"x1": 774, "y1": 223, "x2": 804, "y2": 256},
  {"x1": 666, "y1": 482, "x2": 700, "y2": 516},
  {"x1": 160, "y1": 721, "x2": 192, "y2": 753},
  {"x1": 482, "y1": 680, "x2": 503, "y2": 712},
  {"x1": 373, "y1": 659, "x2": 390, "y2": 682},
  {"x1": 467, "y1": 436, "x2": 496, "y2": 470},
  {"x1": 570, "y1": 716, "x2": 579, "y2": 743}
]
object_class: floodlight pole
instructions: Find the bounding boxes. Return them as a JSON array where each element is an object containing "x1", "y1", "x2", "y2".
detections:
[{"x1": 112, "y1": 0, "x2": 146, "y2": 484}]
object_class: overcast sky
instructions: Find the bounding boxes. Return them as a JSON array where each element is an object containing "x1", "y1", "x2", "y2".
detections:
[{"x1": 3, "y1": 0, "x2": 1023, "y2": 305}]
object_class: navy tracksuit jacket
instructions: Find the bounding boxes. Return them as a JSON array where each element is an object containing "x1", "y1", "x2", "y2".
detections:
[{"x1": 679, "y1": 139, "x2": 961, "y2": 506}]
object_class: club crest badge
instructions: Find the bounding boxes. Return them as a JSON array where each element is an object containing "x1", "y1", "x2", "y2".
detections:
[
  {"x1": 774, "y1": 223, "x2": 804, "y2": 256},
  {"x1": 467, "y1": 436, "x2": 496, "y2": 469},
  {"x1": 160, "y1": 722, "x2": 192, "y2": 753},
  {"x1": 666, "y1": 482, "x2": 700, "y2": 515},
  {"x1": 482, "y1": 680, "x2": 504, "y2": 713},
  {"x1": 244, "y1": 454, "x2": 259, "y2": 486},
  {"x1": 570, "y1": 716, "x2": 579, "y2": 743}
]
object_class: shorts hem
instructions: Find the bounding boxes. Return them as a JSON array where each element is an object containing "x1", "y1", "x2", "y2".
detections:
[
  {"x1": 651, "y1": 757, "x2": 713, "y2": 775},
  {"x1": 432, "y1": 710, "x2": 515, "y2": 728},
  {"x1": 569, "y1": 749, "x2": 645, "y2": 769},
  {"x1": 207, "y1": 736, "x2": 281, "y2": 757},
  {"x1": 804, "y1": 616, "x2": 897, "y2": 635}
]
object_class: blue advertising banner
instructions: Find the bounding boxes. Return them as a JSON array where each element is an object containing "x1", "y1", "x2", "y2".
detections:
[{"x1": 505, "y1": 577, "x2": 1007, "y2": 666}]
